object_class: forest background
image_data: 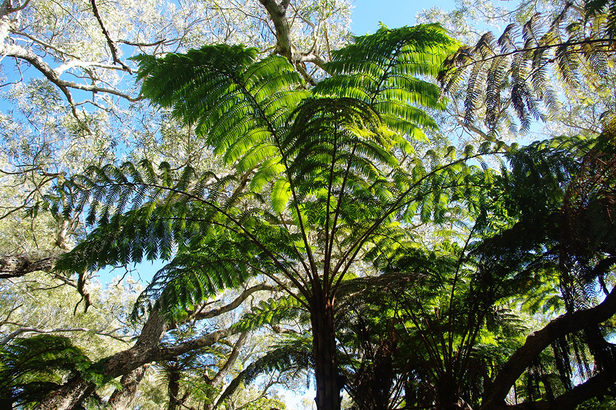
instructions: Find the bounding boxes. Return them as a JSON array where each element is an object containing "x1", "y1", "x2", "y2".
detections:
[{"x1": 1, "y1": 0, "x2": 616, "y2": 409}]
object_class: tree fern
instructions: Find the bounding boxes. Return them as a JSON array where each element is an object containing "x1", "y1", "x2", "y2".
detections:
[
  {"x1": 315, "y1": 24, "x2": 459, "y2": 137},
  {"x1": 0, "y1": 335, "x2": 94, "y2": 407},
  {"x1": 442, "y1": 2, "x2": 616, "y2": 136},
  {"x1": 52, "y1": 25, "x2": 490, "y2": 410}
]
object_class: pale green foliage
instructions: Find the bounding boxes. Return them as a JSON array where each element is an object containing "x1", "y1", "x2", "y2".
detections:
[
  {"x1": 0, "y1": 272, "x2": 140, "y2": 359},
  {"x1": 1, "y1": 0, "x2": 354, "y2": 260},
  {"x1": 417, "y1": 0, "x2": 516, "y2": 45}
]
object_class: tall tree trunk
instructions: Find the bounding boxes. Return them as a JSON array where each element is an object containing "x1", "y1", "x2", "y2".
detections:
[{"x1": 311, "y1": 293, "x2": 341, "y2": 410}]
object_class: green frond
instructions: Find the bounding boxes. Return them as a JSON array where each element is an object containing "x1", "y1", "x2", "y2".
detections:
[
  {"x1": 271, "y1": 178, "x2": 292, "y2": 213},
  {"x1": 315, "y1": 25, "x2": 457, "y2": 134},
  {"x1": 522, "y1": 13, "x2": 542, "y2": 47},
  {"x1": 443, "y1": 3, "x2": 615, "y2": 135},
  {"x1": 498, "y1": 23, "x2": 518, "y2": 53},
  {"x1": 249, "y1": 159, "x2": 285, "y2": 193},
  {"x1": 130, "y1": 212, "x2": 305, "y2": 318},
  {"x1": 140, "y1": 249, "x2": 255, "y2": 318},
  {"x1": 585, "y1": 0, "x2": 616, "y2": 38},
  {"x1": 555, "y1": 43, "x2": 581, "y2": 88},
  {"x1": 510, "y1": 54, "x2": 537, "y2": 133},
  {"x1": 136, "y1": 45, "x2": 307, "y2": 178},
  {"x1": 0, "y1": 335, "x2": 95, "y2": 407},
  {"x1": 464, "y1": 62, "x2": 484, "y2": 126},
  {"x1": 283, "y1": 98, "x2": 398, "y2": 206},
  {"x1": 233, "y1": 295, "x2": 304, "y2": 332},
  {"x1": 485, "y1": 55, "x2": 508, "y2": 131},
  {"x1": 53, "y1": 160, "x2": 251, "y2": 277}
]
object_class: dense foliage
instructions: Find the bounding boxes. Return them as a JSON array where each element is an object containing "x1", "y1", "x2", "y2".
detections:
[{"x1": 1, "y1": 0, "x2": 616, "y2": 409}]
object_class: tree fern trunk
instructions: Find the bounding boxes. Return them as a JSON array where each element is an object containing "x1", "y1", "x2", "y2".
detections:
[
  {"x1": 311, "y1": 293, "x2": 341, "y2": 410},
  {"x1": 167, "y1": 368, "x2": 181, "y2": 410}
]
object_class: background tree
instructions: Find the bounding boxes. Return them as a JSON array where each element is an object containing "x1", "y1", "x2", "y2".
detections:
[{"x1": 0, "y1": 0, "x2": 353, "y2": 282}]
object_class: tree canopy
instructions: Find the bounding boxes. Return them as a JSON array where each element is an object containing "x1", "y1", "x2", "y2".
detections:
[{"x1": 1, "y1": 0, "x2": 616, "y2": 409}]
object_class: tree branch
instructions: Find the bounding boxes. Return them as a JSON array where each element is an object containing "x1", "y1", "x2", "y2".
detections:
[
  {"x1": 210, "y1": 331, "x2": 249, "y2": 387},
  {"x1": 492, "y1": 370, "x2": 616, "y2": 410},
  {"x1": 481, "y1": 285, "x2": 616, "y2": 410},
  {"x1": 89, "y1": 0, "x2": 132, "y2": 73},
  {"x1": 258, "y1": 0, "x2": 292, "y2": 60},
  {"x1": 0, "y1": 325, "x2": 129, "y2": 345},
  {"x1": 107, "y1": 365, "x2": 149, "y2": 409},
  {"x1": 35, "y1": 282, "x2": 266, "y2": 407},
  {"x1": 0, "y1": 254, "x2": 57, "y2": 278},
  {"x1": 0, "y1": 43, "x2": 140, "y2": 116},
  {"x1": 190, "y1": 283, "x2": 276, "y2": 321}
]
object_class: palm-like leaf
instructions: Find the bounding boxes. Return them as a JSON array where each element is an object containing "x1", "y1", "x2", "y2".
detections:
[
  {"x1": 315, "y1": 24, "x2": 459, "y2": 138},
  {"x1": 442, "y1": 2, "x2": 615, "y2": 135},
  {"x1": 136, "y1": 45, "x2": 307, "y2": 175},
  {"x1": 0, "y1": 335, "x2": 93, "y2": 407}
]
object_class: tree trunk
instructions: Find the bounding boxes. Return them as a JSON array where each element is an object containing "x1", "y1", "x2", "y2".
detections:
[
  {"x1": 33, "y1": 377, "x2": 95, "y2": 410},
  {"x1": 167, "y1": 367, "x2": 182, "y2": 410},
  {"x1": 311, "y1": 293, "x2": 341, "y2": 410},
  {"x1": 108, "y1": 365, "x2": 148, "y2": 409},
  {"x1": 481, "y1": 285, "x2": 616, "y2": 410}
]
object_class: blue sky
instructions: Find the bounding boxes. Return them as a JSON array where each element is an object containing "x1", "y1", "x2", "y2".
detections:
[{"x1": 350, "y1": 0, "x2": 456, "y2": 35}]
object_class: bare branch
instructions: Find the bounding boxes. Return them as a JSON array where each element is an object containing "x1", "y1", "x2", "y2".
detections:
[
  {"x1": 190, "y1": 283, "x2": 276, "y2": 321},
  {"x1": 6, "y1": 0, "x2": 30, "y2": 13},
  {"x1": 0, "y1": 254, "x2": 58, "y2": 279},
  {"x1": 11, "y1": 29, "x2": 83, "y2": 61},
  {"x1": 298, "y1": 52, "x2": 326, "y2": 68},
  {"x1": 210, "y1": 331, "x2": 249, "y2": 387},
  {"x1": 118, "y1": 38, "x2": 165, "y2": 47},
  {"x1": 1, "y1": 44, "x2": 83, "y2": 118},
  {"x1": 55, "y1": 59, "x2": 133, "y2": 75},
  {"x1": 89, "y1": 0, "x2": 132, "y2": 73},
  {"x1": 1, "y1": 43, "x2": 140, "y2": 115},
  {"x1": 0, "y1": 325, "x2": 130, "y2": 345}
]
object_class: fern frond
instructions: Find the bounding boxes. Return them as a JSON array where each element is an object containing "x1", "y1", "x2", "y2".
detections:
[
  {"x1": 443, "y1": 2, "x2": 614, "y2": 136},
  {"x1": 233, "y1": 295, "x2": 304, "y2": 332},
  {"x1": 0, "y1": 335, "x2": 94, "y2": 407},
  {"x1": 136, "y1": 45, "x2": 307, "y2": 176},
  {"x1": 315, "y1": 25, "x2": 458, "y2": 135},
  {"x1": 498, "y1": 24, "x2": 518, "y2": 53}
]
